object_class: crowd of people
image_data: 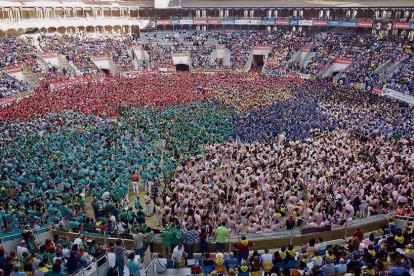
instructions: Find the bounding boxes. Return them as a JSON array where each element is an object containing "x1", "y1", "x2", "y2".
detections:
[
  {"x1": 1, "y1": 31, "x2": 414, "y2": 96},
  {"x1": 0, "y1": 29, "x2": 413, "y2": 276}
]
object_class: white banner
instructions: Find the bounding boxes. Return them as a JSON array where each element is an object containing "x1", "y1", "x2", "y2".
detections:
[
  {"x1": 234, "y1": 19, "x2": 261, "y2": 25},
  {"x1": 179, "y1": 19, "x2": 193, "y2": 25},
  {"x1": 383, "y1": 88, "x2": 414, "y2": 106},
  {"x1": 299, "y1": 20, "x2": 313, "y2": 26}
]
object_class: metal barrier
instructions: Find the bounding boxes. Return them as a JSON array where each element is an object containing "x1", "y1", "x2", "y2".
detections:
[
  {"x1": 144, "y1": 258, "x2": 157, "y2": 276},
  {"x1": 70, "y1": 254, "x2": 109, "y2": 276},
  {"x1": 0, "y1": 226, "x2": 52, "y2": 254}
]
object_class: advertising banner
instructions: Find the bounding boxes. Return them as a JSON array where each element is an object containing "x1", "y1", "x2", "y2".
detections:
[
  {"x1": 4, "y1": 66, "x2": 21, "y2": 74},
  {"x1": 298, "y1": 20, "x2": 313, "y2": 26},
  {"x1": 234, "y1": 19, "x2": 261, "y2": 25},
  {"x1": 207, "y1": 18, "x2": 221, "y2": 25},
  {"x1": 179, "y1": 19, "x2": 193, "y2": 25},
  {"x1": 327, "y1": 20, "x2": 342, "y2": 27},
  {"x1": 193, "y1": 19, "x2": 208, "y2": 25},
  {"x1": 261, "y1": 19, "x2": 275, "y2": 25},
  {"x1": 393, "y1": 22, "x2": 410, "y2": 29},
  {"x1": 410, "y1": 22, "x2": 414, "y2": 29},
  {"x1": 275, "y1": 19, "x2": 289, "y2": 26},
  {"x1": 289, "y1": 19, "x2": 299, "y2": 26},
  {"x1": 49, "y1": 77, "x2": 93, "y2": 90},
  {"x1": 171, "y1": 19, "x2": 180, "y2": 25},
  {"x1": 221, "y1": 19, "x2": 235, "y2": 25},
  {"x1": 383, "y1": 88, "x2": 414, "y2": 105},
  {"x1": 156, "y1": 19, "x2": 171, "y2": 25},
  {"x1": 341, "y1": 21, "x2": 357, "y2": 27},
  {"x1": 334, "y1": 57, "x2": 352, "y2": 64},
  {"x1": 312, "y1": 20, "x2": 328, "y2": 26},
  {"x1": 373, "y1": 87, "x2": 383, "y2": 94},
  {"x1": 357, "y1": 20, "x2": 373, "y2": 28},
  {"x1": 38, "y1": 51, "x2": 56, "y2": 59},
  {"x1": 254, "y1": 45, "x2": 272, "y2": 51}
]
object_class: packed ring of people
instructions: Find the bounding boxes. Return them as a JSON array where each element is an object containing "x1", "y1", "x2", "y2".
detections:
[{"x1": 1, "y1": 5, "x2": 414, "y2": 276}]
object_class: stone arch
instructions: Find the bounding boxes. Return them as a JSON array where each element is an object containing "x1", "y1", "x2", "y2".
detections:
[
  {"x1": 104, "y1": 25, "x2": 113, "y2": 33},
  {"x1": 113, "y1": 25, "x2": 121, "y2": 34},
  {"x1": 57, "y1": 27, "x2": 66, "y2": 34},
  {"x1": 6, "y1": 29, "x2": 18, "y2": 36},
  {"x1": 85, "y1": 26, "x2": 95, "y2": 33}
]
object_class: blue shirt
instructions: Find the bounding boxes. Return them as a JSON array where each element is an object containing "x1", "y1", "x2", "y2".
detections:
[{"x1": 127, "y1": 260, "x2": 140, "y2": 276}]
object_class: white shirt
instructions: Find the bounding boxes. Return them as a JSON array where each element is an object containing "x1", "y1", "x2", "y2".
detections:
[
  {"x1": 155, "y1": 258, "x2": 167, "y2": 273},
  {"x1": 73, "y1": 238, "x2": 83, "y2": 246},
  {"x1": 17, "y1": 246, "x2": 29, "y2": 259},
  {"x1": 172, "y1": 246, "x2": 184, "y2": 262},
  {"x1": 261, "y1": 253, "x2": 273, "y2": 264},
  {"x1": 108, "y1": 252, "x2": 116, "y2": 268},
  {"x1": 62, "y1": 248, "x2": 70, "y2": 259},
  {"x1": 315, "y1": 242, "x2": 327, "y2": 251}
]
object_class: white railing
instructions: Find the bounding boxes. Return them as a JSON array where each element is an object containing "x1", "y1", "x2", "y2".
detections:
[{"x1": 70, "y1": 254, "x2": 109, "y2": 276}]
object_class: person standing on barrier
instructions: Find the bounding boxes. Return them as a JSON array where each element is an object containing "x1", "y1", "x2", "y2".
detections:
[{"x1": 114, "y1": 239, "x2": 127, "y2": 276}]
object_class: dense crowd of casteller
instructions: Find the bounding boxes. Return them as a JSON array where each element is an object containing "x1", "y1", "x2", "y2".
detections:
[{"x1": 1, "y1": 31, "x2": 414, "y2": 97}]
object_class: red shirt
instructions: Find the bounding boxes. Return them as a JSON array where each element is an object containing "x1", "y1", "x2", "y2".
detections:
[
  {"x1": 237, "y1": 240, "x2": 253, "y2": 253},
  {"x1": 353, "y1": 230, "x2": 363, "y2": 241},
  {"x1": 131, "y1": 174, "x2": 139, "y2": 182}
]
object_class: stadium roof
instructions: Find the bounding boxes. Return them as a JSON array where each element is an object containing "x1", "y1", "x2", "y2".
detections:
[
  {"x1": 3, "y1": 0, "x2": 414, "y2": 8},
  {"x1": 181, "y1": 0, "x2": 414, "y2": 8}
]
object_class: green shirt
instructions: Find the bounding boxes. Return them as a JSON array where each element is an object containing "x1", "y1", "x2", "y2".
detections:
[
  {"x1": 162, "y1": 231, "x2": 173, "y2": 246},
  {"x1": 172, "y1": 228, "x2": 184, "y2": 245},
  {"x1": 215, "y1": 226, "x2": 228, "y2": 243}
]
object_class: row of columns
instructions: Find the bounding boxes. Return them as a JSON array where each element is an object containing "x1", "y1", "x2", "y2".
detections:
[{"x1": 0, "y1": 7, "x2": 136, "y2": 21}]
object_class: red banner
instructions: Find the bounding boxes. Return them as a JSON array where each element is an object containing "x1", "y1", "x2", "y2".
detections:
[
  {"x1": 156, "y1": 19, "x2": 171, "y2": 25},
  {"x1": 393, "y1": 22, "x2": 410, "y2": 29},
  {"x1": 373, "y1": 87, "x2": 383, "y2": 94},
  {"x1": 276, "y1": 19, "x2": 289, "y2": 26},
  {"x1": 4, "y1": 66, "x2": 21, "y2": 74},
  {"x1": 193, "y1": 19, "x2": 208, "y2": 24},
  {"x1": 302, "y1": 46, "x2": 310, "y2": 52},
  {"x1": 255, "y1": 45, "x2": 272, "y2": 51},
  {"x1": 49, "y1": 77, "x2": 94, "y2": 90},
  {"x1": 38, "y1": 51, "x2": 56, "y2": 59},
  {"x1": 312, "y1": 20, "x2": 328, "y2": 26},
  {"x1": 207, "y1": 18, "x2": 221, "y2": 25},
  {"x1": 91, "y1": 55, "x2": 108, "y2": 61},
  {"x1": 0, "y1": 95, "x2": 17, "y2": 106},
  {"x1": 357, "y1": 20, "x2": 373, "y2": 28},
  {"x1": 334, "y1": 58, "x2": 352, "y2": 64}
]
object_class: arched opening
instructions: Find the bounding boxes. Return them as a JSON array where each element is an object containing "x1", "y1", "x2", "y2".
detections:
[
  {"x1": 101, "y1": 68, "x2": 111, "y2": 76},
  {"x1": 105, "y1": 26, "x2": 113, "y2": 33},
  {"x1": 85, "y1": 26, "x2": 94, "y2": 33},
  {"x1": 113, "y1": 25, "x2": 121, "y2": 34},
  {"x1": 6, "y1": 29, "x2": 17, "y2": 36},
  {"x1": 252, "y1": 55, "x2": 265, "y2": 72},
  {"x1": 57, "y1": 27, "x2": 66, "y2": 34},
  {"x1": 175, "y1": 64, "x2": 189, "y2": 71}
]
